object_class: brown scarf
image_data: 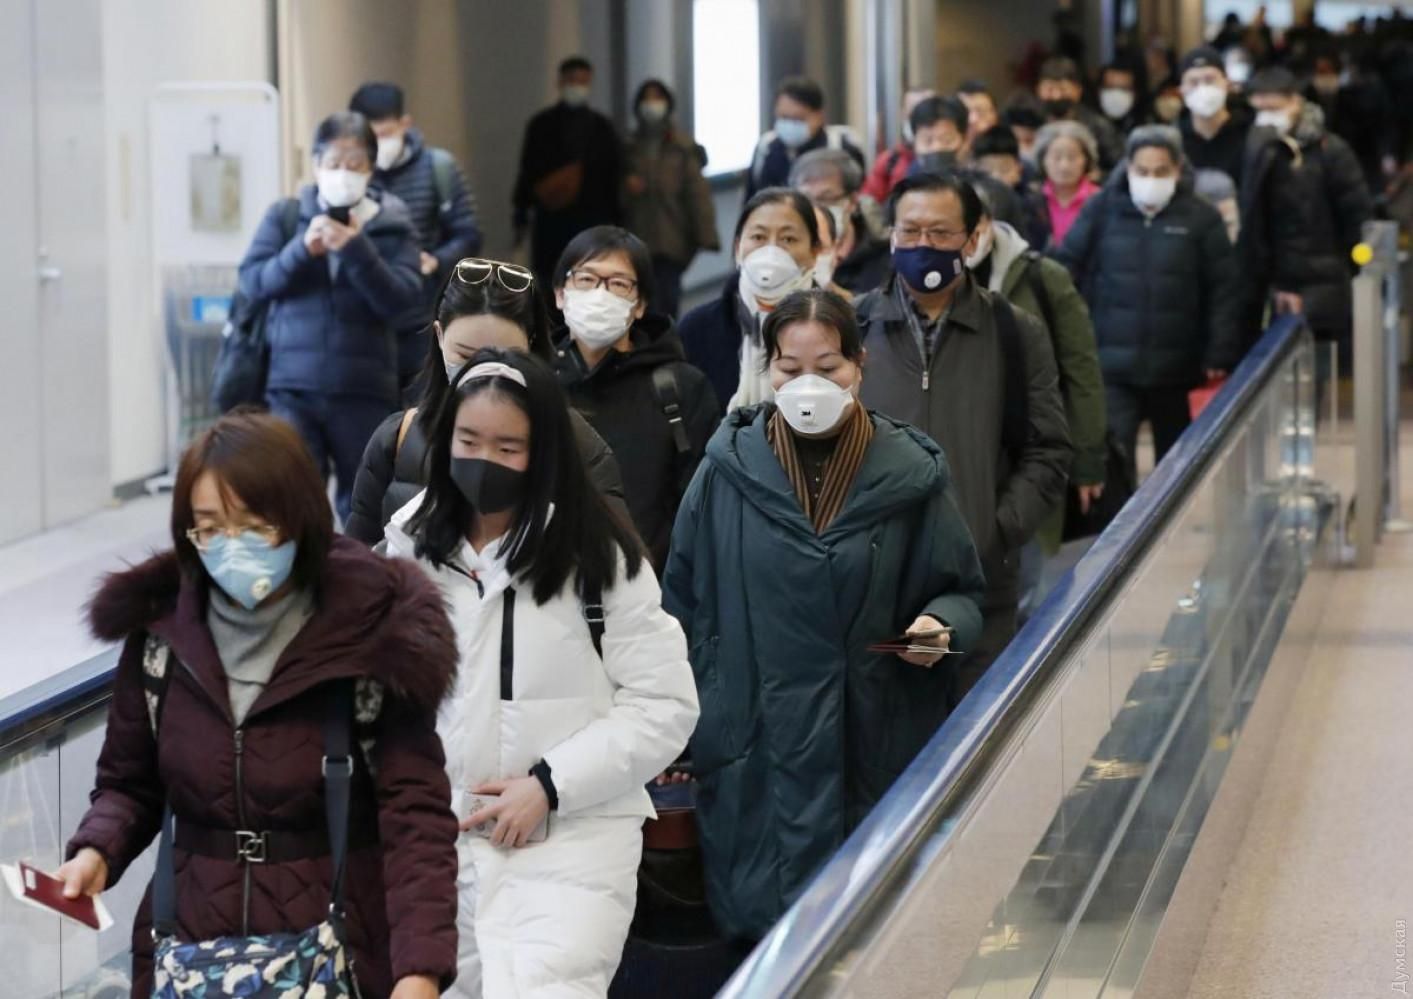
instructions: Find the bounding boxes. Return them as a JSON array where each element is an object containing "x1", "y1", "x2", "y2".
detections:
[{"x1": 767, "y1": 402, "x2": 874, "y2": 533}]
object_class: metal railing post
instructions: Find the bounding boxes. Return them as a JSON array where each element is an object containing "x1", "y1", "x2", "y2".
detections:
[{"x1": 1353, "y1": 258, "x2": 1384, "y2": 567}]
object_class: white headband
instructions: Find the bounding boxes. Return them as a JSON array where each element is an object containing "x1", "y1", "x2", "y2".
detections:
[{"x1": 454, "y1": 361, "x2": 528, "y2": 390}]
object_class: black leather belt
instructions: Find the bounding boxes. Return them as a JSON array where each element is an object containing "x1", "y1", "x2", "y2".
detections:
[{"x1": 175, "y1": 819, "x2": 379, "y2": 864}]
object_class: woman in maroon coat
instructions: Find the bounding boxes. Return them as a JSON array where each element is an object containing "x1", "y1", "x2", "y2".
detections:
[{"x1": 56, "y1": 411, "x2": 460, "y2": 998}]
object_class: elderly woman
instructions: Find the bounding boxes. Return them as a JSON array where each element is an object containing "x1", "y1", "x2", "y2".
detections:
[
  {"x1": 1035, "y1": 119, "x2": 1102, "y2": 247},
  {"x1": 790, "y1": 147, "x2": 892, "y2": 296},
  {"x1": 1052, "y1": 125, "x2": 1245, "y2": 479}
]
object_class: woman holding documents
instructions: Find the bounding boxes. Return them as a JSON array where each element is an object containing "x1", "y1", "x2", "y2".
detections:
[
  {"x1": 661, "y1": 289, "x2": 986, "y2": 944},
  {"x1": 382, "y1": 348, "x2": 698, "y2": 997}
]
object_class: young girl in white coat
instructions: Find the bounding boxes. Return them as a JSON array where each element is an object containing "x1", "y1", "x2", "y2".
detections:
[{"x1": 384, "y1": 347, "x2": 699, "y2": 998}]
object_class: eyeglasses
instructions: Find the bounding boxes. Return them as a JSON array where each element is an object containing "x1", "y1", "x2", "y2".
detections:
[
  {"x1": 185, "y1": 524, "x2": 281, "y2": 552},
  {"x1": 566, "y1": 269, "x2": 639, "y2": 300},
  {"x1": 890, "y1": 225, "x2": 971, "y2": 248},
  {"x1": 452, "y1": 258, "x2": 536, "y2": 294}
]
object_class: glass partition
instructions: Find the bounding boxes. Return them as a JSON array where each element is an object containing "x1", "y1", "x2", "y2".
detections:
[{"x1": 723, "y1": 322, "x2": 1322, "y2": 999}]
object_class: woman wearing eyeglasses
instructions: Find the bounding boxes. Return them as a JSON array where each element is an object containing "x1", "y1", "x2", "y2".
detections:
[
  {"x1": 58, "y1": 410, "x2": 459, "y2": 998},
  {"x1": 344, "y1": 257, "x2": 629, "y2": 546},
  {"x1": 382, "y1": 349, "x2": 698, "y2": 997},
  {"x1": 550, "y1": 226, "x2": 721, "y2": 570}
]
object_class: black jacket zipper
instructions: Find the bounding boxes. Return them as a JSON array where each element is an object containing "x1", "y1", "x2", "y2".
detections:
[{"x1": 234, "y1": 728, "x2": 251, "y2": 934}]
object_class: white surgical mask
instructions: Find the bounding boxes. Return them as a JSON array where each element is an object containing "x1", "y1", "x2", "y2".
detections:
[
  {"x1": 1100, "y1": 88, "x2": 1135, "y2": 120},
  {"x1": 1129, "y1": 174, "x2": 1177, "y2": 215},
  {"x1": 1255, "y1": 109, "x2": 1294, "y2": 134},
  {"x1": 813, "y1": 251, "x2": 836, "y2": 288},
  {"x1": 964, "y1": 225, "x2": 995, "y2": 269},
  {"x1": 826, "y1": 202, "x2": 849, "y2": 237},
  {"x1": 375, "y1": 133, "x2": 405, "y2": 171},
  {"x1": 775, "y1": 373, "x2": 856, "y2": 436},
  {"x1": 738, "y1": 244, "x2": 811, "y2": 313},
  {"x1": 775, "y1": 117, "x2": 812, "y2": 149},
  {"x1": 562, "y1": 84, "x2": 590, "y2": 107},
  {"x1": 1225, "y1": 59, "x2": 1251, "y2": 85},
  {"x1": 638, "y1": 100, "x2": 669, "y2": 123},
  {"x1": 316, "y1": 168, "x2": 370, "y2": 209},
  {"x1": 1184, "y1": 83, "x2": 1228, "y2": 119},
  {"x1": 563, "y1": 287, "x2": 635, "y2": 350}
]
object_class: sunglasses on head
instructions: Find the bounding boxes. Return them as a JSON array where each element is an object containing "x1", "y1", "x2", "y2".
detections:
[{"x1": 451, "y1": 258, "x2": 536, "y2": 294}]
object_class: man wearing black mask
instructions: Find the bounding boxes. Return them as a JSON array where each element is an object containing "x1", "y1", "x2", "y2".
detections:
[
  {"x1": 1036, "y1": 57, "x2": 1123, "y2": 172},
  {"x1": 854, "y1": 173, "x2": 1071, "y2": 702}
]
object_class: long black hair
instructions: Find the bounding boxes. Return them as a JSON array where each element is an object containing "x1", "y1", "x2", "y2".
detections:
[
  {"x1": 415, "y1": 261, "x2": 556, "y2": 434},
  {"x1": 405, "y1": 347, "x2": 644, "y2": 604}
]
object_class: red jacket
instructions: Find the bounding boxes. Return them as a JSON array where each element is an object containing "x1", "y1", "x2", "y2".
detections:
[
  {"x1": 68, "y1": 537, "x2": 460, "y2": 996},
  {"x1": 861, "y1": 144, "x2": 914, "y2": 203}
]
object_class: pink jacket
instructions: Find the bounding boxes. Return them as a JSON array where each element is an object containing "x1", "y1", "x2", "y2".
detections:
[{"x1": 1044, "y1": 177, "x2": 1101, "y2": 247}]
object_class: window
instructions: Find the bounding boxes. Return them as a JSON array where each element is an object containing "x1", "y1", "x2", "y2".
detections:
[{"x1": 693, "y1": 0, "x2": 761, "y2": 176}]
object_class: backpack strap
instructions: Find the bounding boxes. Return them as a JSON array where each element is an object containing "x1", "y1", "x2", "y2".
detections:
[
  {"x1": 395, "y1": 408, "x2": 418, "y2": 459},
  {"x1": 992, "y1": 294, "x2": 1030, "y2": 463},
  {"x1": 429, "y1": 148, "x2": 456, "y2": 215},
  {"x1": 142, "y1": 634, "x2": 173, "y2": 740},
  {"x1": 581, "y1": 579, "x2": 605, "y2": 659},
  {"x1": 278, "y1": 196, "x2": 301, "y2": 242},
  {"x1": 651, "y1": 366, "x2": 694, "y2": 494}
]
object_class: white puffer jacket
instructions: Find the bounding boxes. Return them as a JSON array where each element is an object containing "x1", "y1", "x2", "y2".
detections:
[{"x1": 385, "y1": 495, "x2": 699, "y2": 819}]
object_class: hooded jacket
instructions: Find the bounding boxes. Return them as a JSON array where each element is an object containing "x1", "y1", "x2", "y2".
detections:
[
  {"x1": 854, "y1": 274, "x2": 1072, "y2": 606},
  {"x1": 344, "y1": 405, "x2": 629, "y2": 546},
  {"x1": 66, "y1": 537, "x2": 460, "y2": 996},
  {"x1": 1052, "y1": 166, "x2": 1246, "y2": 386},
  {"x1": 553, "y1": 316, "x2": 721, "y2": 568},
  {"x1": 623, "y1": 125, "x2": 720, "y2": 267},
  {"x1": 1239, "y1": 101, "x2": 1373, "y2": 339},
  {"x1": 661, "y1": 406, "x2": 986, "y2": 940},
  {"x1": 238, "y1": 185, "x2": 424, "y2": 403}
]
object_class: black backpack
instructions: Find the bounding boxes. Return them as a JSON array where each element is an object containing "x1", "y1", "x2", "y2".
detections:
[{"x1": 212, "y1": 197, "x2": 301, "y2": 412}]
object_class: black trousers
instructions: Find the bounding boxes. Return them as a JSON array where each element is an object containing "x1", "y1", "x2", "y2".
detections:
[{"x1": 1105, "y1": 383, "x2": 1191, "y2": 482}]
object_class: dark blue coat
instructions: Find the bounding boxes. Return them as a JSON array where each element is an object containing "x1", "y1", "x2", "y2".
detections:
[
  {"x1": 676, "y1": 274, "x2": 751, "y2": 410},
  {"x1": 662, "y1": 406, "x2": 985, "y2": 940},
  {"x1": 238, "y1": 185, "x2": 423, "y2": 403}
]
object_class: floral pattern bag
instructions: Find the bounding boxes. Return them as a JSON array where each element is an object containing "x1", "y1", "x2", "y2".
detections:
[{"x1": 150, "y1": 682, "x2": 359, "y2": 998}]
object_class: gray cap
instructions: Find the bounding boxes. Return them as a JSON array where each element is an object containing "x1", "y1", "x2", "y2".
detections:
[{"x1": 1126, "y1": 124, "x2": 1184, "y2": 164}]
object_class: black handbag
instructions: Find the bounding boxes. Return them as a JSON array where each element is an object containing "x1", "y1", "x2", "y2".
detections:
[
  {"x1": 1062, "y1": 433, "x2": 1137, "y2": 542},
  {"x1": 212, "y1": 198, "x2": 300, "y2": 413}
]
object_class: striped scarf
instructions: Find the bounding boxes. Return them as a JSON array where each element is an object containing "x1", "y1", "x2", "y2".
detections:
[{"x1": 767, "y1": 402, "x2": 874, "y2": 533}]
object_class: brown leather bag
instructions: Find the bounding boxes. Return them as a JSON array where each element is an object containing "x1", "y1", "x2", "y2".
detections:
[{"x1": 533, "y1": 162, "x2": 584, "y2": 212}]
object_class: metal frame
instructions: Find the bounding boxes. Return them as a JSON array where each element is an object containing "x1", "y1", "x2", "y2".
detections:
[{"x1": 718, "y1": 316, "x2": 1311, "y2": 998}]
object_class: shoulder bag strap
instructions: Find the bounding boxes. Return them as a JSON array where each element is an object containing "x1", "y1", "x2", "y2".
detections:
[
  {"x1": 581, "y1": 579, "x2": 605, "y2": 659},
  {"x1": 395, "y1": 408, "x2": 418, "y2": 458},
  {"x1": 992, "y1": 294, "x2": 1030, "y2": 462},
  {"x1": 651, "y1": 365, "x2": 695, "y2": 496},
  {"x1": 1022, "y1": 251, "x2": 1058, "y2": 338},
  {"x1": 323, "y1": 680, "x2": 354, "y2": 918}
]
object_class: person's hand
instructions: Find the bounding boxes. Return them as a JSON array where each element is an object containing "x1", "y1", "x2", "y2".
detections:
[
  {"x1": 304, "y1": 217, "x2": 329, "y2": 257},
  {"x1": 1204, "y1": 369, "x2": 1228, "y2": 382},
  {"x1": 1076, "y1": 482, "x2": 1105, "y2": 514},
  {"x1": 321, "y1": 213, "x2": 361, "y2": 253},
  {"x1": 55, "y1": 848, "x2": 108, "y2": 899},
  {"x1": 464, "y1": 777, "x2": 550, "y2": 848},
  {"x1": 390, "y1": 974, "x2": 440, "y2": 999},
  {"x1": 419, "y1": 251, "x2": 440, "y2": 277},
  {"x1": 899, "y1": 615, "x2": 951, "y2": 668},
  {"x1": 654, "y1": 769, "x2": 692, "y2": 787},
  {"x1": 625, "y1": 174, "x2": 647, "y2": 195},
  {"x1": 1273, "y1": 290, "x2": 1304, "y2": 316}
]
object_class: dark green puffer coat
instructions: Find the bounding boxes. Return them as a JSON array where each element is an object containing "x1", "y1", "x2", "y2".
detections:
[{"x1": 661, "y1": 405, "x2": 985, "y2": 940}]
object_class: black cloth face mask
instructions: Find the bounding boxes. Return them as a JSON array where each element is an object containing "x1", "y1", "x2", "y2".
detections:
[{"x1": 450, "y1": 457, "x2": 526, "y2": 515}]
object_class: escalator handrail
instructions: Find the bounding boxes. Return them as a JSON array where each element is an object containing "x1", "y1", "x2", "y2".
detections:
[
  {"x1": 718, "y1": 315, "x2": 1310, "y2": 998},
  {"x1": 0, "y1": 645, "x2": 121, "y2": 753}
]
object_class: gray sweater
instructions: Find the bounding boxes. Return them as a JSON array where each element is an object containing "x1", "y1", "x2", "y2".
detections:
[{"x1": 207, "y1": 587, "x2": 314, "y2": 725}]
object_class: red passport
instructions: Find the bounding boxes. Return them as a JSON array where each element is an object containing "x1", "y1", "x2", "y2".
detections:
[{"x1": 2, "y1": 861, "x2": 113, "y2": 931}]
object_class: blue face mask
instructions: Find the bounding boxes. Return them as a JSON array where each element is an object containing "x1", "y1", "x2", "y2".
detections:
[
  {"x1": 775, "y1": 117, "x2": 812, "y2": 149},
  {"x1": 199, "y1": 532, "x2": 297, "y2": 610},
  {"x1": 893, "y1": 244, "x2": 965, "y2": 293}
]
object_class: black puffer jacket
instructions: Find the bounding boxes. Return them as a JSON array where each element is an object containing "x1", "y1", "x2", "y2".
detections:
[
  {"x1": 1239, "y1": 102, "x2": 1373, "y2": 340},
  {"x1": 554, "y1": 316, "x2": 721, "y2": 569},
  {"x1": 1051, "y1": 169, "x2": 1245, "y2": 388},
  {"x1": 344, "y1": 406, "x2": 628, "y2": 545}
]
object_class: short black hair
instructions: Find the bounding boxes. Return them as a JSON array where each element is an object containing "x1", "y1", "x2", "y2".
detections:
[
  {"x1": 777, "y1": 75, "x2": 825, "y2": 111},
  {"x1": 559, "y1": 55, "x2": 593, "y2": 76},
  {"x1": 633, "y1": 78, "x2": 676, "y2": 114},
  {"x1": 957, "y1": 168, "x2": 1024, "y2": 227},
  {"x1": 957, "y1": 79, "x2": 992, "y2": 97},
  {"x1": 733, "y1": 187, "x2": 822, "y2": 250},
  {"x1": 761, "y1": 289, "x2": 864, "y2": 365},
  {"x1": 348, "y1": 82, "x2": 404, "y2": 121},
  {"x1": 552, "y1": 225, "x2": 657, "y2": 312},
  {"x1": 887, "y1": 171, "x2": 985, "y2": 232},
  {"x1": 312, "y1": 111, "x2": 377, "y2": 166},
  {"x1": 407, "y1": 347, "x2": 644, "y2": 605},
  {"x1": 1248, "y1": 66, "x2": 1300, "y2": 96},
  {"x1": 1003, "y1": 104, "x2": 1046, "y2": 130},
  {"x1": 1099, "y1": 63, "x2": 1138, "y2": 86},
  {"x1": 972, "y1": 125, "x2": 1021, "y2": 160},
  {"x1": 1039, "y1": 56, "x2": 1082, "y2": 84},
  {"x1": 910, "y1": 95, "x2": 969, "y2": 136}
]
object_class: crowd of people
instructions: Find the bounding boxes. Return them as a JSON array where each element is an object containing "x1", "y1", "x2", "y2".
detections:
[{"x1": 52, "y1": 14, "x2": 1412, "y2": 996}]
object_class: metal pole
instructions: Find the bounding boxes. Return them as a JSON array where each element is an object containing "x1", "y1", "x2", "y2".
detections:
[
  {"x1": 1384, "y1": 257, "x2": 1411, "y2": 530},
  {"x1": 1354, "y1": 267, "x2": 1384, "y2": 567}
]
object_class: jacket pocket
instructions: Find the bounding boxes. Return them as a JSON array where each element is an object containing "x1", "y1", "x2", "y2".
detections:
[{"x1": 687, "y1": 635, "x2": 738, "y2": 774}]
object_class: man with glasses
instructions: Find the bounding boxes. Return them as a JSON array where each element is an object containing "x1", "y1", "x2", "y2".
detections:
[{"x1": 855, "y1": 173, "x2": 1071, "y2": 702}]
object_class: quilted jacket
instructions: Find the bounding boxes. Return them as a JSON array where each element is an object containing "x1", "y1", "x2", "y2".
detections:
[{"x1": 67, "y1": 537, "x2": 460, "y2": 996}]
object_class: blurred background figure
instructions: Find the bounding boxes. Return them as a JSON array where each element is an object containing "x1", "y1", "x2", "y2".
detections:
[{"x1": 747, "y1": 76, "x2": 865, "y2": 198}]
